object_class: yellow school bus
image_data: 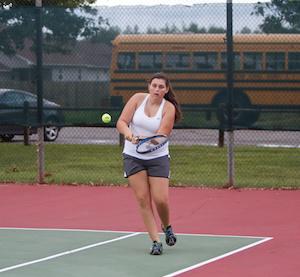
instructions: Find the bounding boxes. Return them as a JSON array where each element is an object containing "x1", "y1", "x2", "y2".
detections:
[{"x1": 110, "y1": 33, "x2": 300, "y2": 125}]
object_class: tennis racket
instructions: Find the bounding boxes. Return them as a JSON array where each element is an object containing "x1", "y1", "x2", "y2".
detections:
[{"x1": 136, "y1": 135, "x2": 169, "y2": 154}]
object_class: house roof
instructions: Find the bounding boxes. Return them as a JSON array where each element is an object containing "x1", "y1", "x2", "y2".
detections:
[
  {"x1": 4, "y1": 40, "x2": 112, "y2": 69},
  {"x1": 0, "y1": 52, "x2": 32, "y2": 69}
]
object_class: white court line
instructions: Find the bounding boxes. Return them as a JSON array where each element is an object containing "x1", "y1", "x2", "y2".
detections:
[
  {"x1": 0, "y1": 227, "x2": 270, "y2": 239},
  {"x1": 0, "y1": 231, "x2": 140, "y2": 273},
  {"x1": 162, "y1": 236, "x2": 273, "y2": 277},
  {"x1": 0, "y1": 227, "x2": 135, "y2": 234},
  {"x1": 0, "y1": 228, "x2": 273, "y2": 276}
]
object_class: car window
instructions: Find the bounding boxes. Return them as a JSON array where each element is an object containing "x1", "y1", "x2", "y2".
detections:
[
  {"x1": 24, "y1": 94, "x2": 37, "y2": 104},
  {"x1": 1, "y1": 92, "x2": 25, "y2": 106}
]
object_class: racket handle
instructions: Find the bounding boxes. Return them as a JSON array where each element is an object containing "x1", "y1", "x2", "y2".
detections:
[
  {"x1": 125, "y1": 134, "x2": 139, "y2": 144},
  {"x1": 132, "y1": 136, "x2": 139, "y2": 144}
]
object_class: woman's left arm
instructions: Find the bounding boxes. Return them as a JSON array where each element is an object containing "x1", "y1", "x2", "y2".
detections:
[{"x1": 156, "y1": 102, "x2": 176, "y2": 136}]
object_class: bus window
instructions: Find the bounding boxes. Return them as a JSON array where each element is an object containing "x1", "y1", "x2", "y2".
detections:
[
  {"x1": 193, "y1": 52, "x2": 218, "y2": 71},
  {"x1": 138, "y1": 53, "x2": 162, "y2": 70},
  {"x1": 244, "y1": 52, "x2": 263, "y2": 70},
  {"x1": 266, "y1": 52, "x2": 285, "y2": 71},
  {"x1": 221, "y1": 52, "x2": 241, "y2": 70},
  {"x1": 117, "y1": 53, "x2": 135, "y2": 70},
  {"x1": 165, "y1": 53, "x2": 190, "y2": 69},
  {"x1": 288, "y1": 52, "x2": 300, "y2": 70}
]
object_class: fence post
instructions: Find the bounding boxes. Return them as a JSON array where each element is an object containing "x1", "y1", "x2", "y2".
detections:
[
  {"x1": 35, "y1": 0, "x2": 45, "y2": 183},
  {"x1": 23, "y1": 101, "x2": 30, "y2": 145},
  {"x1": 218, "y1": 130, "x2": 224, "y2": 147},
  {"x1": 225, "y1": 0, "x2": 235, "y2": 188},
  {"x1": 119, "y1": 134, "x2": 124, "y2": 147}
]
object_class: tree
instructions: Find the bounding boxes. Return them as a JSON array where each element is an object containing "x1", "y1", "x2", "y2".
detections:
[
  {"x1": 123, "y1": 25, "x2": 140, "y2": 34},
  {"x1": 0, "y1": 0, "x2": 108, "y2": 55},
  {"x1": 183, "y1": 22, "x2": 206, "y2": 33},
  {"x1": 207, "y1": 25, "x2": 226, "y2": 34},
  {"x1": 253, "y1": 0, "x2": 300, "y2": 33},
  {"x1": 239, "y1": 26, "x2": 252, "y2": 34},
  {"x1": 160, "y1": 23, "x2": 181, "y2": 34},
  {"x1": 91, "y1": 25, "x2": 121, "y2": 44},
  {"x1": 146, "y1": 26, "x2": 160, "y2": 34}
]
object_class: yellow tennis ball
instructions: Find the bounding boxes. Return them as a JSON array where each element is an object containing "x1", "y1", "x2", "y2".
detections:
[{"x1": 101, "y1": 113, "x2": 111, "y2": 123}]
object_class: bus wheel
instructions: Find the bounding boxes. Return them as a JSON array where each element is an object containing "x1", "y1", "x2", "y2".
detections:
[{"x1": 213, "y1": 91, "x2": 260, "y2": 127}]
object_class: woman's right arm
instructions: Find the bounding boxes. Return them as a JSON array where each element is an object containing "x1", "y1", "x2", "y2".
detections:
[{"x1": 116, "y1": 93, "x2": 141, "y2": 142}]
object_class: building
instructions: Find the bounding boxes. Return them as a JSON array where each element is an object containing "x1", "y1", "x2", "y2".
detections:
[{"x1": 0, "y1": 40, "x2": 112, "y2": 82}]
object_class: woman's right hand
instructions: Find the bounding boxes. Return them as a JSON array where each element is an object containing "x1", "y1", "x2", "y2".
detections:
[{"x1": 125, "y1": 134, "x2": 139, "y2": 144}]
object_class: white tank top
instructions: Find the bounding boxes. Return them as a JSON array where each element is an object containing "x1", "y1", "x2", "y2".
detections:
[{"x1": 123, "y1": 94, "x2": 169, "y2": 160}]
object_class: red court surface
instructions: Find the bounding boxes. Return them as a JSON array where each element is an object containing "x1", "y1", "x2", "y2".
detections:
[{"x1": 0, "y1": 184, "x2": 299, "y2": 277}]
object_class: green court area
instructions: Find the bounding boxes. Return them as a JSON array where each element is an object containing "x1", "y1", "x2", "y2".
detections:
[{"x1": 0, "y1": 228, "x2": 271, "y2": 277}]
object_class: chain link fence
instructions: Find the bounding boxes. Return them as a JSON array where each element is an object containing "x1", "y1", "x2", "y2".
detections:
[{"x1": 0, "y1": 1, "x2": 299, "y2": 188}]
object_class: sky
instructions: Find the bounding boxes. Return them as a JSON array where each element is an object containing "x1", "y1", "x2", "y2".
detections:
[
  {"x1": 93, "y1": 1, "x2": 265, "y2": 32},
  {"x1": 94, "y1": 0, "x2": 270, "y2": 6}
]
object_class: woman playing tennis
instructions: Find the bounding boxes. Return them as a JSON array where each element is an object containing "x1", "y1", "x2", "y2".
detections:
[{"x1": 116, "y1": 72, "x2": 182, "y2": 255}]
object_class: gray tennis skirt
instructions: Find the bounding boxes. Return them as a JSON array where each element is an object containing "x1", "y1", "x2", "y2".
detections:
[{"x1": 123, "y1": 154, "x2": 170, "y2": 178}]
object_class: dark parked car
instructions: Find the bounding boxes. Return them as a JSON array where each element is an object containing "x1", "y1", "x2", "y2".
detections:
[{"x1": 0, "y1": 89, "x2": 64, "y2": 142}]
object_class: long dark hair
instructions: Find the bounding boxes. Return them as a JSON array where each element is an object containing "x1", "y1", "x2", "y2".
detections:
[{"x1": 148, "y1": 72, "x2": 182, "y2": 123}]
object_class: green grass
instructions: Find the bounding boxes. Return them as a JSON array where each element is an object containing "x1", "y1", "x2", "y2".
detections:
[{"x1": 0, "y1": 144, "x2": 299, "y2": 189}]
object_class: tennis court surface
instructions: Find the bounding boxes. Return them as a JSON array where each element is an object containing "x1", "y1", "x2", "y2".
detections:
[{"x1": 0, "y1": 184, "x2": 299, "y2": 277}]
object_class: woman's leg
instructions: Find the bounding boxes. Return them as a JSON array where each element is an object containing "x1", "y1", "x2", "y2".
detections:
[
  {"x1": 148, "y1": 176, "x2": 170, "y2": 228},
  {"x1": 128, "y1": 170, "x2": 160, "y2": 242},
  {"x1": 149, "y1": 176, "x2": 177, "y2": 246}
]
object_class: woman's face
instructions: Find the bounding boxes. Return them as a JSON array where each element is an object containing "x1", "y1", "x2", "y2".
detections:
[{"x1": 148, "y1": 78, "x2": 168, "y2": 99}]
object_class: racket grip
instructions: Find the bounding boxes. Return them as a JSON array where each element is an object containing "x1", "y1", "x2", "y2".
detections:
[
  {"x1": 125, "y1": 134, "x2": 139, "y2": 144},
  {"x1": 132, "y1": 136, "x2": 139, "y2": 144}
]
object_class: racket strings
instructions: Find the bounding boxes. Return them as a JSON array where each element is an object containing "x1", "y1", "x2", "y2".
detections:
[{"x1": 136, "y1": 136, "x2": 168, "y2": 153}]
